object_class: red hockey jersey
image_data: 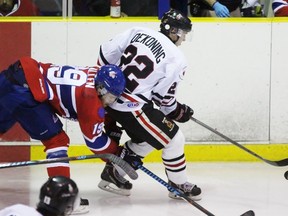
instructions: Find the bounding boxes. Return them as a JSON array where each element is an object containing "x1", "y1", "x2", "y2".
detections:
[{"x1": 20, "y1": 57, "x2": 116, "y2": 153}]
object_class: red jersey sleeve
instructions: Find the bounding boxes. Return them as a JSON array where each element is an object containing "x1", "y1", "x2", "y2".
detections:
[{"x1": 77, "y1": 89, "x2": 117, "y2": 153}]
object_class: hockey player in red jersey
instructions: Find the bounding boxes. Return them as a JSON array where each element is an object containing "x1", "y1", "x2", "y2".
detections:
[
  {"x1": 0, "y1": 57, "x2": 126, "y2": 214},
  {"x1": 97, "y1": 9, "x2": 202, "y2": 200}
]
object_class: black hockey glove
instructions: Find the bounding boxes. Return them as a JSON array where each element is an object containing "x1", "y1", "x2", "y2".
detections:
[
  {"x1": 167, "y1": 102, "x2": 194, "y2": 123},
  {"x1": 119, "y1": 146, "x2": 143, "y2": 170},
  {"x1": 104, "y1": 113, "x2": 122, "y2": 144},
  {"x1": 106, "y1": 126, "x2": 122, "y2": 145}
]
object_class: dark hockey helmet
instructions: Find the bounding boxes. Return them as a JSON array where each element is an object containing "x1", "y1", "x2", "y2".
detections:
[
  {"x1": 95, "y1": 64, "x2": 126, "y2": 97},
  {"x1": 160, "y1": 9, "x2": 192, "y2": 36},
  {"x1": 37, "y1": 176, "x2": 79, "y2": 216},
  {"x1": 0, "y1": 0, "x2": 18, "y2": 13}
]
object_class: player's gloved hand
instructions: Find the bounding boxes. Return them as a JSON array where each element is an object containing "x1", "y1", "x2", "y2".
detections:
[
  {"x1": 119, "y1": 146, "x2": 143, "y2": 170},
  {"x1": 106, "y1": 125, "x2": 122, "y2": 145},
  {"x1": 167, "y1": 102, "x2": 194, "y2": 123},
  {"x1": 104, "y1": 113, "x2": 122, "y2": 144},
  {"x1": 212, "y1": 2, "x2": 230, "y2": 17}
]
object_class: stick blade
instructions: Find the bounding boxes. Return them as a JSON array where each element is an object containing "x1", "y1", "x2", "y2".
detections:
[
  {"x1": 102, "y1": 154, "x2": 138, "y2": 180},
  {"x1": 240, "y1": 210, "x2": 255, "y2": 216},
  {"x1": 276, "y1": 158, "x2": 288, "y2": 166}
]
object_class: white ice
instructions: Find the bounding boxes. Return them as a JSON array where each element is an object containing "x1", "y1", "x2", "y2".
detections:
[{"x1": 0, "y1": 162, "x2": 287, "y2": 216}]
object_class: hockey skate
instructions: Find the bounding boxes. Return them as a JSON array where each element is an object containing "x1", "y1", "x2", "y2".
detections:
[
  {"x1": 70, "y1": 198, "x2": 89, "y2": 215},
  {"x1": 168, "y1": 180, "x2": 201, "y2": 201},
  {"x1": 98, "y1": 162, "x2": 132, "y2": 196}
]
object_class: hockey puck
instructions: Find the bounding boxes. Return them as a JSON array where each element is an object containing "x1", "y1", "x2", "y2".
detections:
[{"x1": 285, "y1": 171, "x2": 288, "y2": 180}]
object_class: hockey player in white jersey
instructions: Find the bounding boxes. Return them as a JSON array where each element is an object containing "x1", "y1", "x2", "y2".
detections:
[
  {"x1": 97, "y1": 9, "x2": 201, "y2": 200},
  {"x1": 0, "y1": 176, "x2": 79, "y2": 216}
]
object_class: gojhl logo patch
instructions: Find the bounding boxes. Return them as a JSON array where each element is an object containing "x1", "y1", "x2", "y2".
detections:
[{"x1": 162, "y1": 117, "x2": 174, "y2": 131}]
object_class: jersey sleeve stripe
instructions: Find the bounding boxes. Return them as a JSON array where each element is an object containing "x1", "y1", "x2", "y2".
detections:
[{"x1": 99, "y1": 46, "x2": 110, "y2": 65}]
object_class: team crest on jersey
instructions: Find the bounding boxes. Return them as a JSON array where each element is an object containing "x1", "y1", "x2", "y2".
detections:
[
  {"x1": 162, "y1": 117, "x2": 174, "y2": 131},
  {"x1": 98, "y1": 107, "x2": 105, "y2": 118},
  {"x1": 127, "y1": 102, "x2": 139, "y2": 108}
]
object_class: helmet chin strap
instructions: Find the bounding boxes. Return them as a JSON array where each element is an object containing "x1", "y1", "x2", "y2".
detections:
[
  {"x1": 96, "y1": 85, "x2": 108, "y2": 96},
  {"x1": 168, "y1": 28, "x2": 187, "y2": 45},
  {"x1": 175, "y1": 36, "x2": 183, "y2": 46},
  {"x1": 174, "y1": 36, "x2": 180, "y2": 44},
  {"x1": 168, "y1": 33, "x2": 180, "y2": 45},
  {"x1": 101, "y1": 93, "x2": 117, "y2": 107}
]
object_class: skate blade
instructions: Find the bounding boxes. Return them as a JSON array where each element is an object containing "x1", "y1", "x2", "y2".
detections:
[
  {"x1": 168, "y1": 192, "x2": 202, "y2": 201},
  {"x1": 98, "y1": 180, "x2": 131, "y2": 196},
  {"x1": 69, "y1": 206, "x2": 89, "y2": 215}
]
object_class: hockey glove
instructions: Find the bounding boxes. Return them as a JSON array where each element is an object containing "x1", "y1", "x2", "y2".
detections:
[
  {"x1": 212, "y1": 2, "x2": 230, "y2": 17},
  {"x1": 119, "y1": 146, "x2": 143, "y2": 170},
  {"x1": 106, "y1": 126, "x2": 122, "y2": 145},
  {"x1": 104, "y1": 113, "x2": 122, "y2": 144},
  {"x1": 167, "y1": 102, "x2": 194, "y2": 123}
]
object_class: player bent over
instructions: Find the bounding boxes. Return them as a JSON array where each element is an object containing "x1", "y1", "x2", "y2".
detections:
[
  {"x1": 96, "y1": 9, "x2": 201, "y2": 201},
  {"x1": 0, "y1": 176, "x2": 79, "y2": 216},
  {"x1": 0, "y1": 57, "x2": 126, "y2": 213}
]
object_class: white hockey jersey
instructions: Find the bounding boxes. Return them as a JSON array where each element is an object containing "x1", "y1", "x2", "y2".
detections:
[
  {"x1": 98, "y1": 26, "x2": 188, "y2": 115},
  {"x1": 0, "y1": 204, "x2": 42, "y2": 216}
]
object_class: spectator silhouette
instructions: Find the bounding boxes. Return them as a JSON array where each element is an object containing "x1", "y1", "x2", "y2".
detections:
[{"x1": 0, "y1": 0, "x2": 40, "y2": 16}]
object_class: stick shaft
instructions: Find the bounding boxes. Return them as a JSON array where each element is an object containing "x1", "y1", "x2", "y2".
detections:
[
  {"x1": 0, "y1": 154, "x2": 102, "y2": 169},
  {"x1": 137, "y1": 164, "x2": 215, "y2": 216},
  {"x1": 138, "y1": 164, "x2": 255, "y2": 216},
  {"x1": 191, "y1": 117, "x2": 288, "y2": 166},
  {"x1": 0, "y1": 154, "x2": 138, "y2": 180}
]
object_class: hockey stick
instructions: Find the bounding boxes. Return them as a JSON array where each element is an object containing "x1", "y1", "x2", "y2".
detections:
[
  {"x1": 191, "y1": 116, "x2": 288, "y2": 167},
  {"x1": 0, "y1": 154, "x2": 138, "y2": 180},
  {"x1": 137, "y1": 163, "x2": 254, "y2": 216}
]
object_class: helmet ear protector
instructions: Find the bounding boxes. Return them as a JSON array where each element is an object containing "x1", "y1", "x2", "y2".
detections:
[
  {"x1": 164, "y1": 23, "x2": 171, "y2": 30},
  {"x1": 164, "y1": 23, "x2": 178, "y2": 35}
]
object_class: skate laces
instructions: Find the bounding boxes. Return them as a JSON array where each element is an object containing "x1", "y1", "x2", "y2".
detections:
[{"x1": 178, "y1": 182, "x2": 196, "y2": 193}]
